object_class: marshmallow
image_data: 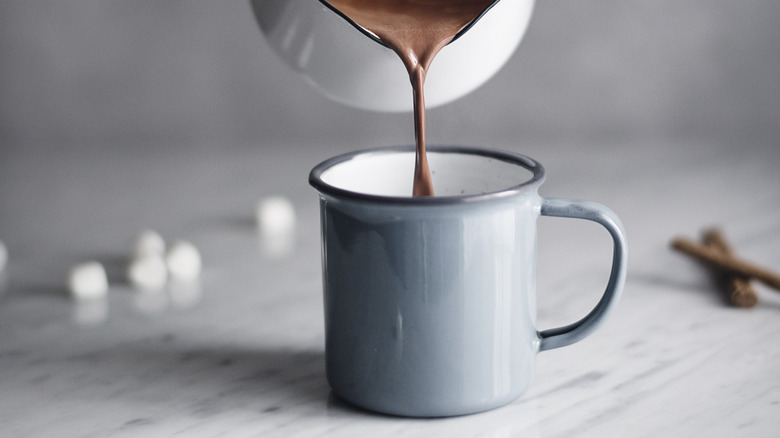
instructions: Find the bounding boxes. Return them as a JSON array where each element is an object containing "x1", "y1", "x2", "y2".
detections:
[
  {"x1": 166, "y1": 241, "x2": 201, "y2": 281},
  {"x1": 127, "y1": 255, "x2": 168, "y2": 291},
  {"x1": 0, "y1": 239, "x2": 7, "y2": 273},
  {"x1": 133, "y1": 229, "x2": 166, "y2": 259},
  {"x1": 256, "y1": 196, "x2": 296, "y2": 236},
  {"x1": 68, "y1": 261, "x2": 109, "y2": 300}
]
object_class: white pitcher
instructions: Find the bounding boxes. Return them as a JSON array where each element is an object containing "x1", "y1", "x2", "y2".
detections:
[{"x1": 250, "y1": 0, "x2": 535, "y2": 112}]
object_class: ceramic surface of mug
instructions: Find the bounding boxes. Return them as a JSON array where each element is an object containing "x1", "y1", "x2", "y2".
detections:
[{"x1": 309, "y1": 146, "x2": 627, "y2": 417}]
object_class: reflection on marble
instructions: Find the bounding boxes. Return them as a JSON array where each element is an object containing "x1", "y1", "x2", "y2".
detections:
[
  {"x1": 0, "y1": 141, "x2": 779, "y2": 437},
  {"x1": 132, "y1": 288, "x2": 171, "y2": 316},
  {"x1": 71, "y1": 297, "x2": 109, "y2": 326},
  {"x1": 0, "y1": 271, "x2": 9, "y2": 297},
  {"x1": 169, "y1": 281, "x2": 203, "y2": 310},
  {"x1": 258, "y1": 229, "x2": 297, "y2": 260}
]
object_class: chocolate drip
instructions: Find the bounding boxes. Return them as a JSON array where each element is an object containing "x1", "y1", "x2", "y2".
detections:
[{"x1": 324, "y1": 0, "x2": 495, "y2": 196}]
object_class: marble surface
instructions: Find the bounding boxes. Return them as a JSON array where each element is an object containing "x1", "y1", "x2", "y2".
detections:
[{"x1": 1, "y1": 139, "x2": 779, "y2": 437}]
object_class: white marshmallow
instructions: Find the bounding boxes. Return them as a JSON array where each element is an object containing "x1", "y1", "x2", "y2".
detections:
[
  {"x1": 127, "y1": 255, "x2": 168, "y2": 291},
  {"x1": 68, "y1": 261, "x2": 109, "y2": 300},
  {"x1": 0, "y1": 239, "x2": 7, "y2": 273},
  {"x1": 166, "y1": 241, "x2": 201, "y2": 281},
  {"x1": 133, "y1": 229, "x2": 166, "y2": 259},
  {"x1": 256, "y1": 196, "x2": 296, "y2": 236}
]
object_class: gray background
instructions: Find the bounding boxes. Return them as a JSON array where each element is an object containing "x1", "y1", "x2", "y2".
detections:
[{"x1": 2, "y1": 0, "x2": 779, "y2": 151}]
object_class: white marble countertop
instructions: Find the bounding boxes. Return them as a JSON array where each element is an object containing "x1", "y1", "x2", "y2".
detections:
[{"x1": 1, "y1": 139, "x2": 779, "y2": 437}]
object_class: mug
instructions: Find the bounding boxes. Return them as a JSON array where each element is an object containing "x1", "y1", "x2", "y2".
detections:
[{"x1": 309, "y1": 146, "x2": 627, "y2": 417}]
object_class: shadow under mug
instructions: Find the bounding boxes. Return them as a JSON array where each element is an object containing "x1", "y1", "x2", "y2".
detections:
[{"x1": 309, "y1": 146, "x2": 627, "y2": 417}]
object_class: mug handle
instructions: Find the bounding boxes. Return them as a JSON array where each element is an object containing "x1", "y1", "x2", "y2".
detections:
[{"x1": 537, "y1": 198, "x2": 628, "y2": 352}]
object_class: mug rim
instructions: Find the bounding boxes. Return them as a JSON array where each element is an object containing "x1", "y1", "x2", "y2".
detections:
[{"x1": 309, "y1": 145, "x2": 546, "y2": 205}]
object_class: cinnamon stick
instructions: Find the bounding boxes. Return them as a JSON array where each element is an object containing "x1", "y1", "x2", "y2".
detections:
[
  {"x1": 671, "y1": 236, "x2": 780, "y2": 292},
  {"x1": 702, "y1": 229, "x2": 758, "y2": 308}
]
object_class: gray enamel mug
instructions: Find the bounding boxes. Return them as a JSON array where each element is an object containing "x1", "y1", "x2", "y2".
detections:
[{"x1": 309, "y1": 146, "x2": 627, "y2": 417}]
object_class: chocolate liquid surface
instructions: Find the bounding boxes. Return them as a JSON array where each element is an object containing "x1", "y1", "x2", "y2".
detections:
[{"x1": 324, "y1": 0, "x2": 495, "y2": 196}]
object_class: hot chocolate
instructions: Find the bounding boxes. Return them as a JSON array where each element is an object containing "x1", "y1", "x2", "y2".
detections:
[{"x1": 322, "y1": 0, "x2": 496, "y2": 196}]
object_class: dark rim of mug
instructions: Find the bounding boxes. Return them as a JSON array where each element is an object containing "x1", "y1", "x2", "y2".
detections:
[{"x1": 309, "y1": 145, "x2": 546, "y2": 205}]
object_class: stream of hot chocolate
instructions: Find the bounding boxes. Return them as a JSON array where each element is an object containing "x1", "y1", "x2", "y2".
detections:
[{"x1": 323, "y1": 0, "x2": 496, "y2": 196}]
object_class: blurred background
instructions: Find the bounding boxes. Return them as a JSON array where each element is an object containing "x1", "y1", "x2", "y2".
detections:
[{"x1": 2, "y1": 0, "x2": 779, "y2": 151}]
